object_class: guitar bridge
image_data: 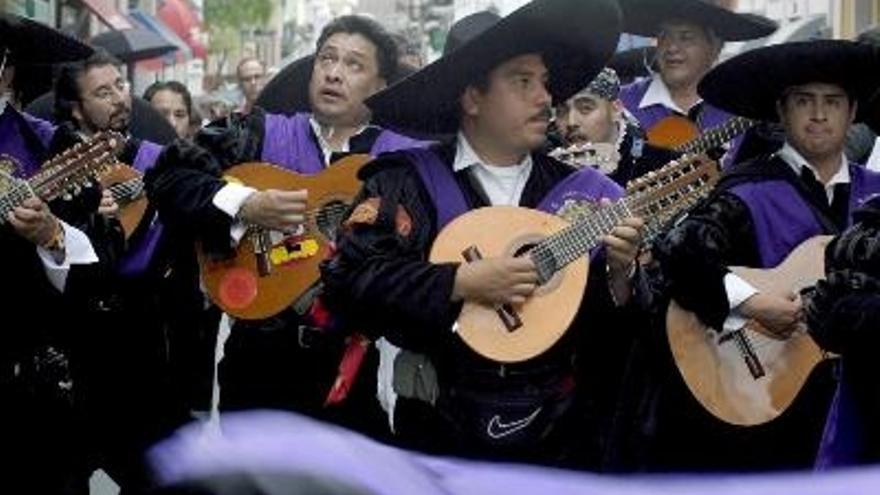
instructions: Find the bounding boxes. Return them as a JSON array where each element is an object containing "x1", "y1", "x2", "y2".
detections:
[
  {"x1": 461, "y1": 245, "x2": 523, "y2": 332},
  {"x1": 251, "y1": 228, "x2": 272, "y2": 277},
  {"x1": 722, "y1": 329, "x2": 765, "y2": 379}
]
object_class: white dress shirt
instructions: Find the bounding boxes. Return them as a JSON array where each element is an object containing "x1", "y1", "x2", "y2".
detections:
[
  {"x1": 452, "y1": 132, "x2": 533, "y2": 206},
  {"x1": 639, "y1": 75, "x2": 701, "y2": 115}
]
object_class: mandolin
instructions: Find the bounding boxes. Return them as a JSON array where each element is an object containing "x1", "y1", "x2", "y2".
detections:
[
  {"x1": 430, "y1": 155, "x2": 719, "y2": 363},
  {"x1": 200, "y1": 154, "x2": 370, "y2": 320}
]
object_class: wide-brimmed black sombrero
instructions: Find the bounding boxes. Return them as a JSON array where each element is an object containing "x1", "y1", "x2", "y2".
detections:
[
  {"x1": 698, "y1": 40, "x2": 880, "y2": 123},
  {"x1": 366, "y1": 0, "x2": 621, "y2": 135},
  {"x1": 619, "y1": 0, "x2": 777, "y2": 42},
  {"x1": 0, "y1": 14, "x2": 93, "y2": 65},
  {"x1": 255, "y1": 55, "x2": 418, "y2": 115}
]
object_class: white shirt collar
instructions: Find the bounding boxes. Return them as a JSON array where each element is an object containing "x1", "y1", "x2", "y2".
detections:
[
  {"x1": 639, "y1": 75, "x2": 701, "y2": 115},
  {"x1": 453, "y1": 132, "x2": 533, "y2": 171},
  {"x1": 453, "y1": 132, "x2": 533, "y2": 206},
  {"x1": 777, "y1": 142, "x2": 850, "y2": 202},
  {"x1": 308, "y1": 115, "x2": 371, "y2": 166}
]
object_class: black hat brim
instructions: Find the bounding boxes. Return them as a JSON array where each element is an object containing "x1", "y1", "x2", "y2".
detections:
[
  {"x1": 698, "y1": 40, "x2": 880, "y2": 123},
  {"x1": 255, "y1": 55, "x2": 314, "y2": 115},
  {"x1": 1, "y1": 14, "x2": 93, "y2": 65},
  {"x1": 366, "y1": 0, "x2": 622, "y2": 135},
  {"x1": 620, "y1": 0, "x2": 777, "y2": 42}
]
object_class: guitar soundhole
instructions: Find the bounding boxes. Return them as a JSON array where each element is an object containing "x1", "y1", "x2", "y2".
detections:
[
  {"x1": 315, "y1": 199, "x2": 349, "y2": 239},
  {"x1": 512, "y1": 243, "x2": 535, "y2": 258}
]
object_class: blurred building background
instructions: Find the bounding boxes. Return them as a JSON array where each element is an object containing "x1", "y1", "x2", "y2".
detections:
[{"x1": 2, "y1": 0, "x2": 880, "y2": 110}]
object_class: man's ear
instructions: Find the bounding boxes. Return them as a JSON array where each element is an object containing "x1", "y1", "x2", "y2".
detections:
[
  {"x1": 461, "y1": 85, "x2": 482, "y2": 118},
  {"x1": 72, "y1": 102, "x2": 84, "y2": 126},
  {"x1": 775, "y1": 98, "x2": 786, "y2": 123}
]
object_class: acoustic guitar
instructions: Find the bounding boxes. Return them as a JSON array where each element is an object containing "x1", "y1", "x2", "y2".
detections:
[
  {"x1": 200, "y1": 154, "x2": 370, "y2": 320},
  {"x1": 647, "y1": 115, "x2": 755, "y2": 154},
  {"x1": 100, "y1": 164, "x2": 147, "y2": 239},
  {"x1": 666, "y1": 235, "x2": 837, "y2": 426},
  {"x1": 0, "y1": 131, "x2": 124, "y2": 223},
  {"x1": 430, "y1": 155, "x2": 720, "y2": 363}
]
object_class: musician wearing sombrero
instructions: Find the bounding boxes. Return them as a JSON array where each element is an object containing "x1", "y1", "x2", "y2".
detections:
[
  {"x1": 322, "y1": 0, "x2": 646, "y2": 465},
  {"x1": 652, "y1": 40, "x2": 880, "y2": 471},
  {"x1": 552, "y1": 67, "x2": 677, "y2": 186},
  {"x1": 801, "y1": 94, "x2": 880, "y2": 467},
  {"x1": 0, "y1": 13, "x2": 126, "y2": 493},
  {"x1": 145, "y1": 15, "x2": 425, "y2": 440},
  {"x1": 617, "y1": 0, "x2": 777, "y2": 166}
]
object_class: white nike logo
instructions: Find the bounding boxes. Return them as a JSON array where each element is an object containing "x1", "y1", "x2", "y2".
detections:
[{"x1": 486, "y1": 406, "x2": 543, "y2": 439}]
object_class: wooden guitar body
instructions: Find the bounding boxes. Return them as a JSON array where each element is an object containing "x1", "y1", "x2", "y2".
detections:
[
  {"x1": 427, "y1": 155, "x2": 718, "y2": 363},
  {"x1": 201, "y1": 155, "x2": 368, "y2": 320},
  {"x1": 430, "y1": 206, "x2": 589, "y2": 363},
  {"x1": 99, "y1": 164, "x2": 148, "y2": 239},
  {"x1": 666, "y1": 235, "x2": 835, "y2": 426},
  {"x1": 647, "y1": 115, "x2": 700, "y2": 150}
]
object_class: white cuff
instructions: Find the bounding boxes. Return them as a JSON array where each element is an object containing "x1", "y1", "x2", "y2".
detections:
[
  {"x1": 212, "y1": 183, "x2": 257, "y2": 245},
  {"x1": 724, "y1": 272, "x2": 758, "y2": 310},
  {"x1": 37, "y1": 221, "x2": 99, "y2": 292},
  {"x1": 722, "y1": 272, "x2": 758, "y2": 332}
]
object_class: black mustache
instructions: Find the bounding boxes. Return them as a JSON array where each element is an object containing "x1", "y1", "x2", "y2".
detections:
[{"x1": 530, "y1": 107, "x2": 552, "y2": 122}]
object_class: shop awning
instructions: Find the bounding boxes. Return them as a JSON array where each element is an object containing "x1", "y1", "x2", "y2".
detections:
[
  {"x1": 129, "y1": 9, "x2": 192, "y2": 63},
  {"x1": 158, "y1": 0, "x2": 208, "y2": 59},
  {"x1": 79, "y1": 0, "x2": 133, "y2": 30}
]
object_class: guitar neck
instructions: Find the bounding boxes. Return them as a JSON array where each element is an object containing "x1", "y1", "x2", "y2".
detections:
[
  {"x1": 675, "y1": 117, "x2": 754, "y2": 155},
  {"x1": 108, "y1": 177, "x2": 144, "y2": 203},
  {"x1": 530, "y1": 156, "x2": 719, "y2": 281},
  {"x1": 531, "y1": 198, "x2": 659, "y2": 280},
  {"x1": 0, "y1": 131, "x2": 124, "y2": 223},
  {"x1": 0, "y1": 180, "x2": 36, "y2": 224}
]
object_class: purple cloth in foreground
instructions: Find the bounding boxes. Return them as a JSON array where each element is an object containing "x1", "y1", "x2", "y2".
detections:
[{"x1": 149, "y1": 411, "x2": 880, "y2": 495}]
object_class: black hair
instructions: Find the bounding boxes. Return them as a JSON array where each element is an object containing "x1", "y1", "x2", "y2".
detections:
[
  {"x1": 144, "y1": 80, "x2": 193, "y2": 119},
  {"x1": 316, "y1": 15, "x2": 399, "y2": 81},
  {"x1": 53, "y1": 49, "x2": 121, "y2": 123}
]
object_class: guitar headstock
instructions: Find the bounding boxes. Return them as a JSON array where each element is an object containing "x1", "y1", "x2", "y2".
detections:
[
  {"x1": 625, "y1": 154, "x2": 720, "y2": 241},
  {"x1": 30, "y1": 130, "x2": 125, "y2": 201},
  {"x1": 549, "y1": 142, "x2": 620, "y2": 174}
]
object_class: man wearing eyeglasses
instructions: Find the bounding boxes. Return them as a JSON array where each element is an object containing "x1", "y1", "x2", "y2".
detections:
[{"x1": 51, "y1": 49, "x2": 194, "y2": 492}]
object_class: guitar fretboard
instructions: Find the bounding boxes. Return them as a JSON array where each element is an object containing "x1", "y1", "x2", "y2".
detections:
[
  {"x1": 108, "y1": 177, "x2": 145, "y2": 203},
  {"x1": 529, "y1": 157, "x2": 717, "y2": 282},
  {"x1": 0, "y1": 179, "x2": 34, "y2": 224},
  {"x1": 675, "y1": 117, "x2": 755, "y2": 155}
]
